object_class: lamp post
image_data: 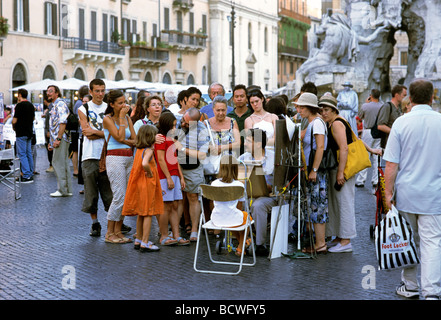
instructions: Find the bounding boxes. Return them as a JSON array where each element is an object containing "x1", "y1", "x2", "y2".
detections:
[{"x1": 230, "y1": 1, "x2": 236, "y2": 89}]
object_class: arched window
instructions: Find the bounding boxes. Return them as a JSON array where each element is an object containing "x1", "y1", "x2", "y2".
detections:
[
  {"x1": 74, "y1": 68, "x2": 85, "y2": 80},
  {"x1": 187, "y1": 74, "x2": 195, "y2": 85},
  {"x1": 162, "y1": 72, "x2": 172, "y2": 84},
  {"x1": 43, "y1": 65, "x2": 56, "y2": 80},
  {"x1": 115, "y1": 70, "x2": 124, "y2": 81},
  {"x1": 144, "y1": 71, "x2": 152, "y2": 82},
  {"x1": 12, "y1": 63, "x2": 27, "y2": 88},
  {"x1": 95, "y1": 69, "x2": 105, "y2": 79}
]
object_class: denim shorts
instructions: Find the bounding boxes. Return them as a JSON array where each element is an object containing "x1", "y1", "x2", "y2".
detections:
[{"x1": 160, "y1": 176, "x2": 183, "y2": 202}]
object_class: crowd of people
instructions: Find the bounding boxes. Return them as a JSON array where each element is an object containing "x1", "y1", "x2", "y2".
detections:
[{"x1": 6, "y1": 77, "x2": 441, "y2": 300}]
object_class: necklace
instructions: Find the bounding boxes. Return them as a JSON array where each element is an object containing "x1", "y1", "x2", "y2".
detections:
[{"x1": 251, "y1": 112, "x2": 269, "y2": 121}]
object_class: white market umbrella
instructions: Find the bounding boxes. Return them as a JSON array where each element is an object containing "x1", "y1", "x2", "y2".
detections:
[
  {"x1": 10, "y1": 79, "x2": 59, "y2": 92},
  {"x1": 58, "y1": 78, "x2": 88, "y2": 91}
]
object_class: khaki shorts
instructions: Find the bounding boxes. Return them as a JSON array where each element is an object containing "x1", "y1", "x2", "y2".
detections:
[{"x1": 182, "y1": 166, "x2": 204, "y2": 194}]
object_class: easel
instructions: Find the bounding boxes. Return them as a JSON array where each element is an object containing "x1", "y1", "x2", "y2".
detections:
[{"x1": 269, "y1": 117, "x2": 312, "y2": 260}]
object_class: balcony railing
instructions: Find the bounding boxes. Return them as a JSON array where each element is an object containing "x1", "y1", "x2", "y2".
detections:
[
  {"x1": 161, "y1": 30, "x2": 207, "y2": 52},
  {"x1": 63, "y1": 37, "x2": 125, "y2": 55},
  {"x1": 129, "y1": 46, "x2": 169, "y2": 66},
  {"x1": 278, "y1": 44, "x2": 309, "y2": 59}
]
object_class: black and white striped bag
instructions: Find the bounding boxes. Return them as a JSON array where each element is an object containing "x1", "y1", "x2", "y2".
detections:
[{"x1": 375, "y1": 205, "x2": 420, "y2": 270}]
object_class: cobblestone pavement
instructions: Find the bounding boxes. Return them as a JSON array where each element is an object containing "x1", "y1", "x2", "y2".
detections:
[{"x1": 0, "y1": 147, "x2": 410, "y2": 302}]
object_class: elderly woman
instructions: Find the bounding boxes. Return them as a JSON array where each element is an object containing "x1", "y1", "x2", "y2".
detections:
[
  {"x1": 319, "y1": 95, "x2": 356, "y2": 253},
  {"x1": 207, "y1": 95, "x2": 241, "y2": 160},
  {"x1": 296, "y1": 93, "x2": 329, "y2": 254},
  {"x1": 133, "y1": 95, "x2": 163, "y2": 134}
]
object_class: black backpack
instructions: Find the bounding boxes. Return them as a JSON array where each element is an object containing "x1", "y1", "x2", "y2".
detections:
[
  {"x1": 371, "y1": 102, "x2": 392, "y2": 139},
  {"x1": 66, "y1": 107, "x2": 79, "y2": 132}
]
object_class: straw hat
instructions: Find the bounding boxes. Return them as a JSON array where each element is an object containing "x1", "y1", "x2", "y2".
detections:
[
  {"x1": 318, "y1": 95, "x2": 339, "y2": 113},
  {"x1": 294, "y1": 92, "x2": 319, "y2": 109}
]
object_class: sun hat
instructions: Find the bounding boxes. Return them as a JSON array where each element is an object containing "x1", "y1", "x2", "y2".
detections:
[
  {"x1": 318, "y1": 95, "x2": 339, "y2": 113},
  {"x1": 294, "y1": 92, "x2": 319, "y2": 109},
  {"x1": 342, "y1": 81, "x2": 353, "y2": 88}
]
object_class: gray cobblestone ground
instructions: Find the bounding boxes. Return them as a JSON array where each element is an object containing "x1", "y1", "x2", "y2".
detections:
[{"x1": 0, "y1": 147, "x2": 410, "y2": 301}]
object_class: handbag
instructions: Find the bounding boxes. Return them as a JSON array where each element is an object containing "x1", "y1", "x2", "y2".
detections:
[
  {"x1": 308, "y1": 118, "x2": 338, "y2": 173},
  {"x1": 99, "y1": 125, "x2": 112, "y2": 173},
  {"x1": 334, "y1": 118, "x2": 371, "y2": 180},
  {"x1": 371, "y1": 102, "x2": 392, "y2": 139},
  {"x1": 374, "y1": 205, "x2": 420, "y2": 270},
  {"x1": 202, "y1": 120, "x2": 221, "y2": 175}
]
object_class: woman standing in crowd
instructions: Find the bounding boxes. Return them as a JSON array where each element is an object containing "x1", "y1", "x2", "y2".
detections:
[
  {"x1": 296, "y1": 93, "x2": 329, "y2": 254},
  {"x1": 155, "y1": 112, "x2": 189, "y2": 246},
  {"x1": 319, "y1": 95, "x2": 356, "y2": 253},
  {"x1": 103, "y1": 90, "x2": 136, "y2": 244},
  {"x1": 206, "y1": 96, "x2": 241, "y2": 171},
  {"x1": 122, "y1": 124, "x2": 163, "y2": 252},
  {"x1": 244, "y1": 89, "x2": 278, "y2": 160},
  {"x1": 133, "y1": 95, "x2": 163, "y2": 133}
]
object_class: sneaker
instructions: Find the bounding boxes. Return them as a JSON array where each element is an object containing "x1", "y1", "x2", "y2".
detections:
[
  {"x1": 328, "y1": 242, "x2": 353, "y2": 253},
  {"x1": 396, "y1": 282, "x2": 419, "y2": 299},
  {"x1": 50, "y1": 191, "x2": 64, "y2": 197},
  {"x1": 425, "y1": 295, "x2": 439, "y2": 300},
  {"x1": 46, "y1": 166, "x2": 54, "y2": 173},
  {"x1": 90, "y1": 222, "x2": 102, "y2": 237},
  {"x1": 121, "y1": 224, "x2": 132, "y2": 234},
  {"x1": 20, "y1": 177, "x2": 34, "y2": 184}
]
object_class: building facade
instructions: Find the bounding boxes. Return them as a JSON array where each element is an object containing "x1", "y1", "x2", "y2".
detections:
[
  {"x1": 277, "y1": 0, "x2": 311, "y2": 88},
  {"x1": 0, "y1": 0, "x2": 280, "y2": 103}
]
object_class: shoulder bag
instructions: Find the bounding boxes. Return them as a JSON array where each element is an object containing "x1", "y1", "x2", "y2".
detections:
[
  {"x1": 371, "y1": 102, "x2": 392, "y2": 139},
  {"x1": 308, "y1": 117, "x2": 337, "y2": 173},
  {"x1": 99, "y1": 116, "x2": 112, "y2": 173},
  {"x1": 333, "y1": 118, "x2": 371, "y2": 180},
  {"x1": 202, "y1": 119, "x2": 221, "y2": 175}
]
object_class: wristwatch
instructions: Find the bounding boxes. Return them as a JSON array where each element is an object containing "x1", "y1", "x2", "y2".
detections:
[
  {"x1": 312, "y1": 168, "x2": 318, "y2": 172},
  {"x1": 56, "y1": 137, "x2": 62, "y2": 141},
  {"x1": 180, "y1": 147, "x2": 186, "y2": 153}
]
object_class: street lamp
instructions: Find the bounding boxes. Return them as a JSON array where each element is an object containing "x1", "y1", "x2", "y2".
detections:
[{"x1": 230, "y1": 0, "x2": 236, "y2": 89}]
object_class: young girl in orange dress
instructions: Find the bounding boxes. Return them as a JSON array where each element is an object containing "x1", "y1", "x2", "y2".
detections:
[{"x1": 122, "y1": 124, "x2": 163, "y2": 252}]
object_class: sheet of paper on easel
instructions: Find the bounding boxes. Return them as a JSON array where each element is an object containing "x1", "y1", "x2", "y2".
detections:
[{"x1": 270, "y1": 204, "x2": 289, "y2": 259}]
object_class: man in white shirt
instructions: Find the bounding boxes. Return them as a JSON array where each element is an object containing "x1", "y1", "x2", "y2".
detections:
[
  {"x1": 384, "y1": 78, "x2": 441, "y2": 300},
  {"x1": 78, "y1": 79, "x2": 113, "y2": 237}
]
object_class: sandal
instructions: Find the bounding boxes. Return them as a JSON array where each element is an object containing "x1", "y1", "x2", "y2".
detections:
[
  {"x1": 190, "y1": 232, "x2": 198, "y2": 242},
  {"x1": 134, "y1": 239, "x2": 141, "y2": 250},
  {"x1": 105, "y1": 233, "x2": 124, "y2": 244},
  {"x1": 185, "y1": 224, "x2": 192, "y2": 235},
  {"x1": 176, "y1": 237, "x2": 190, "y2": 246},
  {"x1": 140, "y1": 241, "x2": 160, "y2": 252},
  {"x1": 160, "y1": 236, "x2": 178, "y2": 246},
  {"x1": 302, "y1": 244, "x2": 327, "y2": 254},
  {"x1": 115, "y1": 232, "x2": 132, "y2": 243}
]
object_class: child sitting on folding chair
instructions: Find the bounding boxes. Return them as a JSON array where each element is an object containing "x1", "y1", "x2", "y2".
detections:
[{"x1": 210, "y1": 155, "x2": 252, "y2": 256}]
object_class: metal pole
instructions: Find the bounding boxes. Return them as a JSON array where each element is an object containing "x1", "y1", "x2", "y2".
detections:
[{"x1": 231, "y1": 1, "x2": 235, "y2": 89}]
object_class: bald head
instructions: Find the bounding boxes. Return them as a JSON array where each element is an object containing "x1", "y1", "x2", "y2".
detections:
[{"x1": 185, "y1": 107, "x2": 201, "y2": 122}]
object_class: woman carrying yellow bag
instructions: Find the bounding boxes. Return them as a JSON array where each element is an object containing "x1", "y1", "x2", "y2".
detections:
[{"x1": 319, "y1": 94, "x2": 382, "y2": 253}]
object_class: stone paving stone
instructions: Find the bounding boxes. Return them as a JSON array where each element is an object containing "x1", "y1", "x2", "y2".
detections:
[{"x1": 0, "y1": 147, "x2": 409, "y2": 301}]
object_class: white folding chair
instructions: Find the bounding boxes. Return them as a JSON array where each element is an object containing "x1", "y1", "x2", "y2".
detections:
[
  {"x1": 193, "y1": 184, "x2": 256, "y2": 275},
  {"x1": 0, "y1": 147, "x2": 22, "y2": 200}
]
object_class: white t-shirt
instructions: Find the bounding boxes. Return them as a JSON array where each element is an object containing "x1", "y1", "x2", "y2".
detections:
[
  {"x1": 78, "y1": 101, "x2": 108, "y2": 161},
  {"x1": 210, "y1": 179, "x2": 245, "y2": 227},
  {"x1": 303, "y1": 117, "x2": 327, "y2": 166}
]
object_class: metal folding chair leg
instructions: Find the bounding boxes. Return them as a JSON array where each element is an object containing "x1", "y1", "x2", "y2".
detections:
[{"x1": 193, "y1": 214, "x2": 256, "y2": 276}]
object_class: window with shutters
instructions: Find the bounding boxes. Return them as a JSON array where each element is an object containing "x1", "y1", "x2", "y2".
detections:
[
  {"x1": 164, "y1": 8, "x2": 170, "y2": 31},
  {"x1": 44, "y1": 2, "x2": 57, "y2": 36},
  {"x1": 61, "y1": 4, "x2": 68, "y2": 38},
  {"x1": 91, "y1": 11, "x2": 97, "y2": 40},
  {"x1": 14, "y1": 0, "x2": 30, "y2": 32}
]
